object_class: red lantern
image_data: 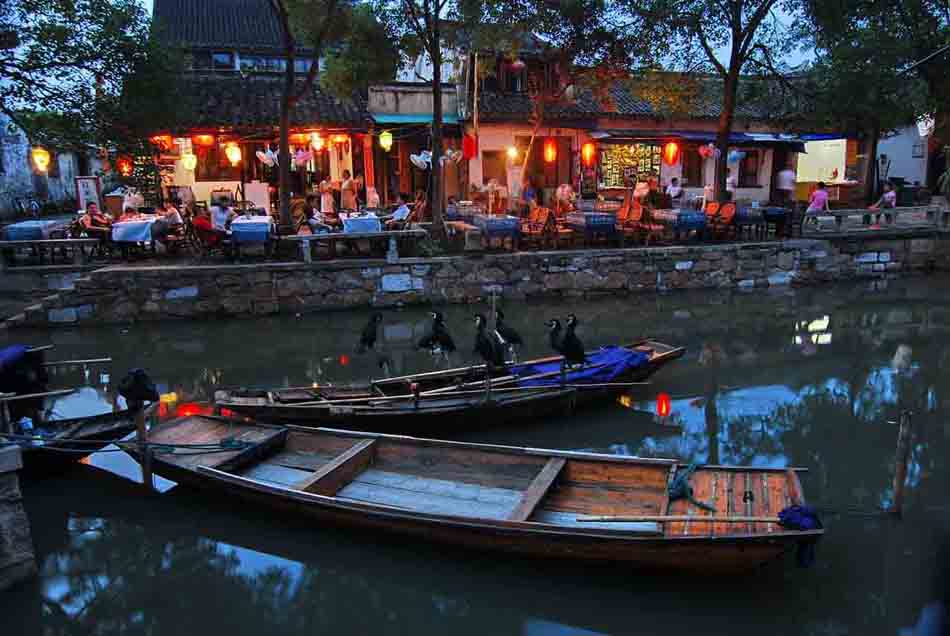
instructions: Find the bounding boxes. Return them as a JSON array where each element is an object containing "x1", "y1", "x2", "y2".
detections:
[
  {"x1": 663, "y1": 141, "x2": 681, "y2": 166},
  {"x1": 581, "y1": 142, "x2": 596, "y2": 167},
  {"x1": 543, "y1": 138, "x2": 557, "y2": 163},
  {"x1": 192, "y1": 134, "x2": 216, "y2": 147},
  {"x1": 656, "y1": 392, "x2": 672, "y2": 418},
  {"x1": 149, "y1": 134, "x2": 172, "y2": 151},
  {"x1": 462, "y1": 134, "x2": 478, "y2": 160},
  {"x1": 116, "y1": 156, "x2": 134, "y2": 177},
  {"x1": 176, "y1": 402, "x2": 214, "y2": 417},
  {"x1": 339, "y1": 354, "x2": 350, "y2": 367}
]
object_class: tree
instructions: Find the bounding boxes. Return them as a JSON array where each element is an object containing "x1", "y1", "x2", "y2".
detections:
[
  {"x1": 624, "y1": 0, "x2": 801, "y2": 200},
  {"x1": 0, "y1": 0, "x2": 154, "y2": 148},
  {"x1": 321, "y1": 4, "x2": 402, "y2": 97}
]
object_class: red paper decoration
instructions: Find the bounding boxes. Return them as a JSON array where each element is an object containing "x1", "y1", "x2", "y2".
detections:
[
  {"x1": 663, "y1": 141, "x2": 681, "y2": 166},
  {"x1": 462, "y1": 134, "x2": 478, "y2": 160},
  {"x1": 581, "y1": 142, "x2": 596, "y2": 167},
  {"x1": 116, "y1": 156, "x2": 134, "y2": 177}
]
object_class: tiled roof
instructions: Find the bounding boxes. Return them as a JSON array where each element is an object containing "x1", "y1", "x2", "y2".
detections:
[
  {"x1": 152, "y1": 0, "x2": 288, "y2": 51},
  {"x1": 478, "y1": 76, "x2": 799, "y2": 123},
  {"x1": 181, "y1": 77, "x2": 369, "y2": 130}
]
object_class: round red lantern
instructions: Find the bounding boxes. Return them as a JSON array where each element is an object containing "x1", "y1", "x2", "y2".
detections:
[
  {"x1": 656, "y1": 392, "x2": 672, "y2": 418},
  {"x1": 663, "y1": 141, "x2": 681, "y2": 166},
  {"x1": 581, "y1": 142, "x2": 596, "y2": 167},
  {"x1": 116, "y1": 156, "x2": 134, "y2": 177},
  {"x1": 543, "y1": 138, "x2": 557, "y2": 164}
]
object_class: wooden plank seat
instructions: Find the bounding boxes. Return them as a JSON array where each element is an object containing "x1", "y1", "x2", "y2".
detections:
[{"x1": 284, "y1": 229, "x2": 428, "y2": 262}]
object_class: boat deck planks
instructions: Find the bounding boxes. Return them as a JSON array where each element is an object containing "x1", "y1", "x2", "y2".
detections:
[
  {"x1": 509, "y1": 458, "x2": 566, "y2": 522},
  {"x1": 149, "y1": 416, "x2": 285, "y2": 470}
]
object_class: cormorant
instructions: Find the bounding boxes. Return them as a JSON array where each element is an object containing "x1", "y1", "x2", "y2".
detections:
[
  {"x1": 474, "y1": 313, "x2": 505, "y2": 368},
  {"x1": 417, "y1": 311, "x2": 456, "y2": 354},
  {"x1": 494, "y1": 309, "x2": 523, "y2": 361},
  {"x1": 562, "y1": 314, "x2": 586, "y2": 365},
  {"x1": 357, "y1": 313, "x2": 383, "y2": 353}
]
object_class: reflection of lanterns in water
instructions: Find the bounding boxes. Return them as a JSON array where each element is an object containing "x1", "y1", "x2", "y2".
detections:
[
  {"x1": 656, "y1": 392, "x2": 671, "y2": 418},
  {"x1": 339, "y1": 354, "x2": 350, "y2": 366},
  {"x1": 618, "y1": 395, "x2": 633, "y2": 409}
]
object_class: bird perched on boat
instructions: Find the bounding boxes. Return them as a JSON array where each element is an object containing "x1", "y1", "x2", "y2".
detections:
[
  {"x1": 493, "y1": 309, "x2": 523, "y2": 362},
  {"x1": 417, "y1": 311, "x2": 456, "y2": 356},
  {"x1": 474, "y1": 313, "x2": 506, "y2": 369},
  {"x1": 357, "y1": 313, "x2": 383, "y2": 353},
  {"x1": 546, "y1": 316, "x2": 585, "y2": 366}
]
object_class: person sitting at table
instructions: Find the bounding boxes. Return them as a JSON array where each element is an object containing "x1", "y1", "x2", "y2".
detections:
[
  {"x1": 384, "y1": 193, "x2": 413, "y2": 229},
  {"x1": 519, "y1": 175, "x2": 538, "y2": 217},
  {"x1": 75, "y1": 202, "x2": 112, "y2": 241},
  {"x1": 151, "y1": 202, "x2": 184, "y2": 245},
  {"x1": 303, "y1": 194, "x2": 333, "y2": 234},
  {"x1": 192, "y1": 207, "x2": 227, "y2": 246},
  {"x1": 211, "y1": 198, "x2": 234, "y2": 232},
  {"x1": 666, "y1": 177, "x2": 684, "y2": 202}
]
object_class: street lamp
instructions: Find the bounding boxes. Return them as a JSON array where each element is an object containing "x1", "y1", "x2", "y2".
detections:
[{"x1": 31, "y1": 146, "x2": 51, "y2": 173}]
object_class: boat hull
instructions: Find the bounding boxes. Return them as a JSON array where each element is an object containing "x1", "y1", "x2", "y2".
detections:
[{"x1": 17, "y1": 410, "x2": 136, "y2": 476}]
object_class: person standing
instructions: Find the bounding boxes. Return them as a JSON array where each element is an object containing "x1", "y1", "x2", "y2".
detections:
[
  {"x1": 777, "y1": 164, "x2": 796, "y2": 206},
  {"x1": 319, "y1": 176, "x2": 335, "y2": 217},
  {"x1": 340, "y1": 169, "x2": 359, "y2": 211}
]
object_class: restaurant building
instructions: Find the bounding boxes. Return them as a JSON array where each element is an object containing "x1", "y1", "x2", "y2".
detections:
[{"x1": 151, "y1": 0, "x2": 374, "y2": 207}]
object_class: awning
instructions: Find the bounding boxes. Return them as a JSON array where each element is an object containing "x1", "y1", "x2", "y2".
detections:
[
  {"x1": 372, "y1": 113, "x2": 460, "y2": 125},
  {"x1": 594, "y1": 129, "x2": 807, "y2": 152}
]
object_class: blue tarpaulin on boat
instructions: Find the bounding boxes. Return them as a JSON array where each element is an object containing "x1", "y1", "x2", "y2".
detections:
[
  {"x1": 0, "y1": 345, "x2": 28, "y2": 372},
  {"x1": 511, "y1": 346, "x2": 649, "y2": 386}
]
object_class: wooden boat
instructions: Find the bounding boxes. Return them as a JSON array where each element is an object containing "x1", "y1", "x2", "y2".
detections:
[
  {"x1": 133, "y1": 414, "x2": 823, "y2": 574},
  {"x1": 214, "y1": 339, "x2": 684, "y2": 431},
  {"x1": 6, "y1": 408, "x2": 137, "y2": 474}
]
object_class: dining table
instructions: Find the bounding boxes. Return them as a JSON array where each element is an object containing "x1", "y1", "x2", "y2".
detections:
[
  {"x1": 230, "y1": 214, "x2": 275, "y2": 243},
  {"x1": 4, "y1": 219, "x2": 69, "y2": 241},
  {"x1": 111, "y1": 215, "x2": 159, "y2": 242},
  {"x1": 651, "y1": 208, "x2": 707, "y2": 240}
]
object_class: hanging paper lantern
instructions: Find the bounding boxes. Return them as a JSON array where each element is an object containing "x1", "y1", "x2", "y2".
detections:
[
  {"x1": 581, "y1": 142, "x2": 596, "y2": 167},
  {"x1": 116, "y1": 156, "x2": 135, "y2": 177},
  {"x1": 224, "y1": 143, "x2": 242, "y2": 166},
  {"x1": 149, "y1": 134, "x2": 173, "y2": 151},
  {"x1": 30, "y1": 147, "x2": 51, "y2": 173},
  {"x1": 181, "y1": 152, "x2": 198, "y2": 171},
  {"x1": 506, "y1": 146, "x2": 518, "y2": 160},
  {"x1": 379, "y1": 130, "x2": 393, "y2": 152},
  {"x1": 663, "y1": 141, "x2": 681, "y2": 166},
  {"x1": 290, "y1": 133, "x2": 309, "y2": 145},
  {"x1": 462, "y1": 134, "x2": 478, "y2": 160},
  {"x1": 331, "y1": 134, "x2": 349, "y2": 144},
  {"x1": 656, "y1": 392, "x2": 672, "y2": 418},
  {"x1": 543, "y1": 138, "x2": 557, "y2": 163},
  {"x1": 192, "y1": 134, "x2": 215, "y2": 147}
]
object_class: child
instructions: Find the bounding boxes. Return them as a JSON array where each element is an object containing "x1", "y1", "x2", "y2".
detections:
[
  {"x1": 805, "y1": 181, "x2": 830, "y2": 227},
  {"x1": 866, "y1": 181, "x2": 896, "y2": 227}
]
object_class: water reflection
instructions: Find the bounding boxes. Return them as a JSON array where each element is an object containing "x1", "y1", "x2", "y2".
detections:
[{"x1": 2, "y1": 277, "x2": 950, "y2": 633}]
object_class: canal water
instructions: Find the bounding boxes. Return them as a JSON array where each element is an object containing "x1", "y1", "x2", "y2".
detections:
[{"x1": 2, "y1": 276, "x2": 948, "y2": 634}]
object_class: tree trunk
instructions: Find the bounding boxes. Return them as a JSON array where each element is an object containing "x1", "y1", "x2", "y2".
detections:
[
  {"x1": 864, "y1": 125, "x2": 880, "y2": 205},
  {"x1": 279, "y1": 61, "x2": 293, "y2": 226},
  {"x1": 714, "y1": 71, "x2": 739, "y2": 202},
  {"x1": 427, "y1": 18, "x2": 445, "y2": 242}
]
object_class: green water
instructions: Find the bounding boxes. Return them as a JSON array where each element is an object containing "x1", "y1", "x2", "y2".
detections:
[{"x1": 1, "y1": 276, "x2": 948, "y2": 634}]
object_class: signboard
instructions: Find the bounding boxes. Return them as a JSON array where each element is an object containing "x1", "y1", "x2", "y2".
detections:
[{"x1": 74, "y1": 176, "x2": 102, "y2": 212}]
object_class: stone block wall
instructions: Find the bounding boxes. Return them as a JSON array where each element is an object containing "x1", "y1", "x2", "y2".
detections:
[
  {"x1": 5, "y1": 232, "x2": 949, "y2": 327},
  {"x1": 0, "y1": 448, "x2": 36, "y2": 591}
]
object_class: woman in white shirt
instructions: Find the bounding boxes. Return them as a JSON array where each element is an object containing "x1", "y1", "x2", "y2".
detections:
[{"x1": 211, "y1": 200, "x2": 234, "y2": 232}]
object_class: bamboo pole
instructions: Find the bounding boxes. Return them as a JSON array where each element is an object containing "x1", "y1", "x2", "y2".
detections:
[
  {"x1": 136, "y1": 405, "x2": 155, "y2": 492},
  {"x1": 0, "y1": 389, "x2": 76, "y2": 402},
  {"x1": 888, "y1": 410, "x2": 913, "y2": 518},
  {"x1": 42, "y1": 357, "x2": 112, "y2": 367},
  {"x1": 577, "y1": 515, "x2": 783, "y2": 523}
]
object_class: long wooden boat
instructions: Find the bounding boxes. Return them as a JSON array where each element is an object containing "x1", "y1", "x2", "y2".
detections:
[
  {"x1": 6, "y1": 408, "x2": 137, "y2": 474},
  {"x1": 132, "y1": 414, "x2": 823, "y2": 574},
  {"x1": 214, "y1": 339, "x2": 685, "y2": 431}
]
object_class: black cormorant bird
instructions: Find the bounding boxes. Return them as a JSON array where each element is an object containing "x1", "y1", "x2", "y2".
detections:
[
  {"x1": 417, "y1": 311, "x2": 456, "y2": 354},
  {"x1": 357, "y1": 313, "x2": 383, "y2": 353},
  {"x1": 474, "y1": 313, "x2": 506, "y2": 368},
  {"x1": 547, "y1": 315, "x2": 585, "y2": 366},
  {"x1": 494, "y1": 309, "x2": 523, "y2": 360}
]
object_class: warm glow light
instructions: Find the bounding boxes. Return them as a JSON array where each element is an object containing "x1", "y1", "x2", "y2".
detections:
[
  {"x1": 290, "y1": 133, "x2": 310, "y2": 145},
  {"x1": 176, "y1": 402, "x2": 214, "y2": 417},
  {"x1": 116, "y1": 156, "x2": 134, "y2": 177},
  {"x1": 506, "y1": 146, "x2": 518, "y2": 160},
  {"x1": 149, "y1": 134, "x2": 172, "y2": 151},
  {"x1": 331, "y1": 134, "x2": 349, "y2": 144},
  {"x1": 225, "y1": 142, "x2": 242, "y2": 166},
  {"x1": 181, "y1": 152, "x2": 197, "y2": 171},
  {"x1": 310, "y1": 132, "x2": 325, "y2": 151},
  {"x1": 618, "y1": 395, "x2": 633, "y2": 408},
  {"x1": 581, "y1": 142, "x2": 596, "y2": 167},
  {"x1": 379, "y1": 130, "x2": 393, "y2": 152},
  {"x1": 339, "y1": 354, "x2": 350, "y2": 366},
  {"x1": 807, "y1": 316, "x2": 830, "y2": 332},
  {"x1": 543, "y1": 138, "x2": 557, "y2": 163},
  {"x1": 159, "y1": 392, "x2": 178, "y2": 404},
  {"x1": 31, "y1": 147, "x2": 51, "y2": 173},
  {"x1": 663, "y1": 141, "x2": 681, "y2": 165},
  {"x1": 192, "y1": 134, "x2": 216, "y2": 147},
  {"x1": 656, "y1": 392, "x2": 672, "y2": 418}
]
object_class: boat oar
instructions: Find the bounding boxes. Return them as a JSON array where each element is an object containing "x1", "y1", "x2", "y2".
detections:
[
  {"x1": 0, "y1": 389, "x2": 77, "y2": 402},
  {"x1": 576, "y1": 514, "x2": 782, "y2": 523}
]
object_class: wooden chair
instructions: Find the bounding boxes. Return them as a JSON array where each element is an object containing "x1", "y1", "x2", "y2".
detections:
[
  {"x1": 619, "y1": 197, "x2": 663, "y2": 246},
  {"x1": 708, "y1": 202, "x2": 737, "y2": 240},
  {"x1": 519, "y1": 206, "x2": 551, "y2": 249},
  {"x1": 190, "y1": 219, "x2": 232, "y2": 261}
]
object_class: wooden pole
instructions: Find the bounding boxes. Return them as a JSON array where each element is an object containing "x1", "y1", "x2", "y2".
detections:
[
  {"x1": 135, "y1": 407, "x2": 154, "y2": 492},
  {"x1": 577, "y1": 514, "x2": 783, "y2": 523},
  {"x1": 888, "y1": 410, "x2": 913, "y2": 518}
]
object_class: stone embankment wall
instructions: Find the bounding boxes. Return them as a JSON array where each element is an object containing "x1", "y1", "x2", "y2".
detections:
[
  {"x1": 6, "y1": 233, "x2": 949, "y2": 327},
  {"x1": 0, "y1": 448, "x2": 36, "y2": 591}
]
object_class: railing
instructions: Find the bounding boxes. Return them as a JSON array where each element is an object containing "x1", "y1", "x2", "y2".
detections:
[{"x1": 804, "y1": 205, "x2": 950, "y2": 234}]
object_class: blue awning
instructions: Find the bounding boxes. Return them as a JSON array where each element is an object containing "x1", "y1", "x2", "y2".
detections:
[{"x1": 372, "y1": 113, "x2": 460, "y2": 125}]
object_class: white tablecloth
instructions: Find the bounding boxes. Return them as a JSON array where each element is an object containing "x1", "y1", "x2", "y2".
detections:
[
  {"x1": 230, "y1": 215, "x2": 274, "y2": 243},
  {"x1": 112, "y1": 217, "x2": 158, "y2": 242}
]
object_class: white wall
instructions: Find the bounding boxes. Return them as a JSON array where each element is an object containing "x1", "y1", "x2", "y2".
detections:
[
  {"x1": 879, "y1": 125, "x2": 929, "y2": 186},
  {"x1": 797, "y1": 139, "x2": 848, "y2": 183}
]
